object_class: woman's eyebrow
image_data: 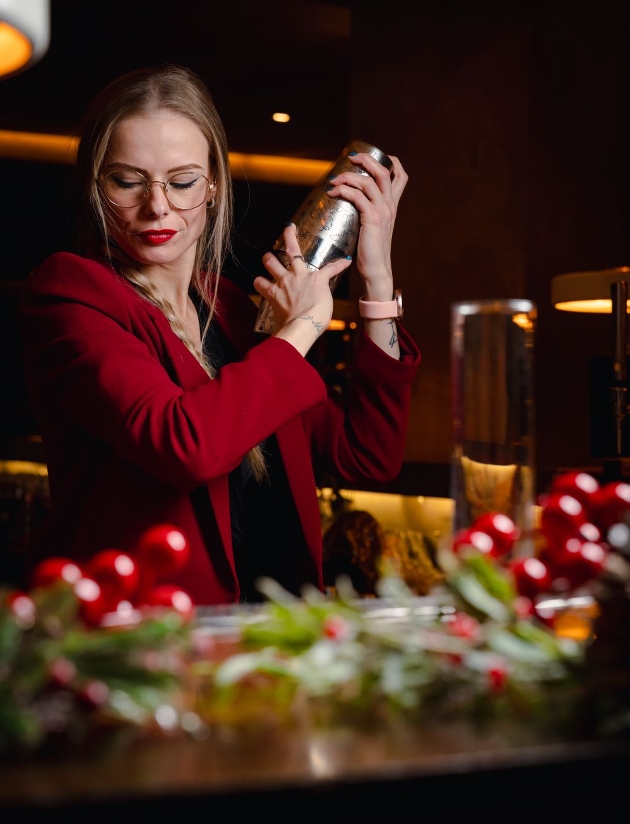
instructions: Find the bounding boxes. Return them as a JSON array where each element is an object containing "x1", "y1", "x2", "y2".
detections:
[{"x1": 102, "y1": 162, "x2": 206, "y2": 174}]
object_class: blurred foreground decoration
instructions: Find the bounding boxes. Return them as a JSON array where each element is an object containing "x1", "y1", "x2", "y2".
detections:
[{"x1": 2, "y1": 472, "x2": 630, "y2": 758}]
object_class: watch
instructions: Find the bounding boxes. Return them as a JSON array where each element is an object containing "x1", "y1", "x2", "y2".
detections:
[{"x1": 358, "y1": 289, "x2": 403, "y2": 319}]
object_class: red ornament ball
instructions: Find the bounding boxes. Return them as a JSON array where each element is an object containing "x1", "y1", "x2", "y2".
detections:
[
  {"x1": 5, "y1": 591, "x2": 36, "y2": 628},
  {"x1": 550, "y1": 471, "x2": 600, "y2": 515},
  {"x1": 73, "y1": 576, "x2": 107, "y2": 627},
  {"x1": 452, "y1": 527, "x2": 497, "y2": 557},
  {"x1": 470, "y1": 512, "x2": 520, "y2": 556},
  {"x1": 136, "y1": 524, "x2": 190, "y2": 582},
  {"x1": 509, "y1": 556, "x2": 553, "y2": 600},
  {"x1": 31, "y1": 557, "x2": 83, "y2": 589},
  {"x1": 141, "y1": 584, "x2": 195, "y2": 622},
  {"x1": 590, "y1": 481, "x2": 630, "y2": 532},
  {"x1": 539, "y1": 493, "x2": 587, "y2": 548},
  {"x1": 86, "y1": 549, "x2": 140, "y2": 608}
]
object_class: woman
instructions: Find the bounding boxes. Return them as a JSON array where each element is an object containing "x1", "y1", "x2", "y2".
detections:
[{"x1": 20, "y1": 64, "x2": 421, "y2": 605}]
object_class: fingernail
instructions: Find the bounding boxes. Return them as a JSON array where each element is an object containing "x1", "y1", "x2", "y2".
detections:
[
  {"x1": 324, "y1": 184, "x2": 334, "y2": 192},
  {"x1": 285, "y1": 221, "x2": 293, "y2": 227},
  {"x1": 348, "y1": 151, "x2": 357, "y2": 156},
  {"x1": 345, "y1": 255, "x2": 352, "y2": 260},
  {"x1": 327, "y1": 175, "x2": 337, "y2": 182}
]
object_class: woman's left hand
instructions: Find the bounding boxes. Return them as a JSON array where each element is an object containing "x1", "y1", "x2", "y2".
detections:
[{"x1": 326, "y1": 151, "x2": 408, "y2": 301}]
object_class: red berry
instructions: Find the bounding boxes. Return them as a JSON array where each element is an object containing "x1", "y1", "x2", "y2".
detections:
[
  {"x1": 86, "y1": 549, "x2": 140, "y2": 608},
  {"x1": 509, "y1": 556, "x2": 553, "y2": 600},
  {"x1": 488, "y1": 664, "x2": 509, "y2": 692},
  {"x1": 590, "y1": 482, "x2": 630, "y2": 531},
  {"x1": 5, "y1": 591, "x2": 36, "y2": 628},
  {"x1": 578, "y1": 521, "x2": 601, "y2": 543},
  {"x1": 73, "y1": 576, "x2": 107, "y2": 627},
  {"x1": 539, "y1": 493, "x2": 586, "y2": 548},
  {"x1": 513, "y1": 595, "x2": 535, "y2": 619},
  {"x1": 76, "y1": 679, "x2": 110, "y2": 709},
  {"x1": 49, "y1": 658, "x2": 77, "y2": 688},
  {"x1": 136, "y1": 524, "x2": 190, "y2": 582},
  {"x1": 563, "y1": 540, "x2": 607, "y2": 588},
  {"x1": 449, "y1": 611, "x2": 481, "y2": 641},
  {"x1": 31, "y1": 557, "x2": 83, "y2": 589},
  {"x1": 550, "y1": 472, "x2": 600, "y2": 516},
  {"x1": 141, "y1": 584, "x2": 195, "y2": 622},
  {"x1": 452, "y1": 527, "x2": 497, "y2": 557},
  {"x1": 322, "y1": 615, "x2": 353, "y2": 641},
  {"x1": 470, "y1": 512, "x2": 520, "y2": 556}
]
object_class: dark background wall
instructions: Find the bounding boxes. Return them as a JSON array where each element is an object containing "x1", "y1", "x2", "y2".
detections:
[
  {"x1": 1, "y1": 0, "x2": 629, "y2": 495},
  {"x1": 348, "y1": 0, "x2": 630, "y2": 484}
]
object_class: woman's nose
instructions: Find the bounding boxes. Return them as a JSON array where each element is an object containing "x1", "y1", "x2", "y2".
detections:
[{"x1": 143, "y1": 181, "x2": 170, "y2": 215}]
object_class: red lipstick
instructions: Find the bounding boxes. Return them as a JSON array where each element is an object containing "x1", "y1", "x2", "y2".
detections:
[{"x1": 137, "y1": 230, "x2": 176, "y2": 245}]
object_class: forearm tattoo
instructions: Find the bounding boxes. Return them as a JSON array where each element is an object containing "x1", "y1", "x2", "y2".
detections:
[{"x1": 387, "y1": 319, "x2": 398, "y2": 349}]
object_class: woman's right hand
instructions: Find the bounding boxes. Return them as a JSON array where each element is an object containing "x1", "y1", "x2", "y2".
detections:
[{"x1": 253, "y1": 223, "x2": 352, "y2": 356}]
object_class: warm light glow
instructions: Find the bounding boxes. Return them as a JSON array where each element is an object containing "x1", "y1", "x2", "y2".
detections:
[
  {"x1": 0, "y1": 130, "x2": 78, "y2": 163},
  {"x1": 328, "y1": 319, "x2": 347, "y2": 331},
  {"x1": 0, "y1": 131, "x2": 332, "y2": 186},
  {"x1": 0, "y1": 0, "x2": 50, "y2": 78},
  {"x1": 554, "y1": 298, "x2": 630, "y2": 313},
  {"x1": 0, "y1": 459, "x2": 48, "y2": 476},
  {"x1": 229, "y1": 151, "x2": 330, "y2": 185},
  {"x1": 0, "y1": 21, "x2": 32, "y2": 76},
  {"x1": 272, "y1": 112, "x2": 291, "y2": 123},
  {"x1": 512, "y1": 312, "x2": 534, "y2": 330},
  {"x1": 552, "y1": 267, "x2": 630, "y2": 313}
]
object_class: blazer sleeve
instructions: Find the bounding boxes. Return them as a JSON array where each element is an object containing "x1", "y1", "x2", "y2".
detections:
[
  {"x1": 20, "y1": 253, "x2": 328, "y2": 491},
  {"x1": 302, "y1": 324, "x2": 422, "y2": 484}
]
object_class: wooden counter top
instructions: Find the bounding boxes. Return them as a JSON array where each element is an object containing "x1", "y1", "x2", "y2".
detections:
[{"x1": 1, "y1": 713, "x2": 628, "y2": 819}]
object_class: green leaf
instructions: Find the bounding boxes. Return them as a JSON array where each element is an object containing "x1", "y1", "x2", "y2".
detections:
[
  {"x1": 462, "y1": 553, "x2": 517, "y2": 604},
  {"x1": 450, "y1": 569, "x2": 512, "y2": 622}
]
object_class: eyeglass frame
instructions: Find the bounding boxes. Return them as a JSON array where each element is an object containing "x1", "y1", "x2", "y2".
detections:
[{"x1": 97, "y1": 169, "x2": 213, "y2": 211}]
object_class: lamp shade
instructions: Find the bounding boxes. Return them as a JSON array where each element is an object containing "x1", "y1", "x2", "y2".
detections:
[
  {"x1": 0, "y1": 0, "x2": 49, "y2": 79},
  {"x1": 551, "y1": 266, "x2": 630, "y2": 313}
]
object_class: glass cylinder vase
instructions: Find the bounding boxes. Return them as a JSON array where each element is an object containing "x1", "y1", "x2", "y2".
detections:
[{"x1": 450, "y1": 298, "x2": 537, "y2": 555}]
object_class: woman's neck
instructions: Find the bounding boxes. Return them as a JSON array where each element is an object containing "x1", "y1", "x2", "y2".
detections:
[{"x1": 142, "y1": 263, "x2": 193, "y2": 318}]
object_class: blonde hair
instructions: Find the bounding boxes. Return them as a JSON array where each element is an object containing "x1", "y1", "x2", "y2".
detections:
[{"x1": 76, "y1": 63, "x2": 267, "y2": 481}]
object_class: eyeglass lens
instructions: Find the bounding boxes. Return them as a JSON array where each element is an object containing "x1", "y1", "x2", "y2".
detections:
[{"x1": 101, "y1": 170, "x2": 209, "y2": 209}]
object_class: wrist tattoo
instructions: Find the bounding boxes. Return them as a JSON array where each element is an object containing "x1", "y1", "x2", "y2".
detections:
[{"x1": 299, "y1": 314, "x2": 326, "y2": 336}]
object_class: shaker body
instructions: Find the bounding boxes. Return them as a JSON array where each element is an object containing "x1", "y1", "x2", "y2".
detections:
[{"x1": 254, "y1": 139, "x2": 393, "y2": 334}]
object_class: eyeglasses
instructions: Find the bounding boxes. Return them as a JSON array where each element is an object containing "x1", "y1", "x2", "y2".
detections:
[{"x1": 99, "y1": 169, "x2": 211, "y2": 210}]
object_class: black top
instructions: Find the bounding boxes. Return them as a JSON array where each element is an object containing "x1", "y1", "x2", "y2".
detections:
[{"x1": 192, "y1": 298, "x2": 311, "y2": 602}]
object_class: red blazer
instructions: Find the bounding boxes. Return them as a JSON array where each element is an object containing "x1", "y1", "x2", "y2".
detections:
[{"x1": 20, "y1": 253, "x2": 421, "y2": 605}]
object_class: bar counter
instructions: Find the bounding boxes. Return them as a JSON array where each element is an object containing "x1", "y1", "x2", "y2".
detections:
[{"x1": 2, "y1": 699, "x2": 629, "y2": 819}]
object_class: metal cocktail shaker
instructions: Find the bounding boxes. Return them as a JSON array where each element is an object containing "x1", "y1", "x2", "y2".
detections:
[{"x1": 254, "y1": 139, "x2": 393, "y2": 334}]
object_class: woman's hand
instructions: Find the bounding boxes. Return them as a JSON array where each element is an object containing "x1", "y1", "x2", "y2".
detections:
[
  {"x1": 253, "y1": 222, "x2": 352, "y2": 356},
  {"x1": 327, "y1": 151, "x2": 408, "y2": 301},
  {"x1": 326, "y1": 151, "x2": 409, "y2": 359}
]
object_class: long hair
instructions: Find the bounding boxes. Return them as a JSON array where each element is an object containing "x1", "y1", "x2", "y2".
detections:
[{"x1": 76, "y1": 64, "x2": 267, "y2": 481}]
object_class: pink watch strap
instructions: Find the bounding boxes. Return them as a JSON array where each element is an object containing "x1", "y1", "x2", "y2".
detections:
[{"x1": 358, "y1": 290, "x2": 403, "y2": 319}]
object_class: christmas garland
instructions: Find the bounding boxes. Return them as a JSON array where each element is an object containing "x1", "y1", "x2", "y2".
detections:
[{"x1": 2, "y1": 472, "x2": 629, "y2": 756}]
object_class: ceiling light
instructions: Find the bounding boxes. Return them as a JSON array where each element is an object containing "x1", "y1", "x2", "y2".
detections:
[
  {"x1": 272, "y1": 112, "x2": 290, "y2": 123},
  {"x1": 0, "y1": 0, "x2": 50, "y2": 79}
]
